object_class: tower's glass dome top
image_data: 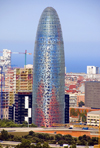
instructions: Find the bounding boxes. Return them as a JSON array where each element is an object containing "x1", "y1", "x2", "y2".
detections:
[
  {"x1": 36, "y1": 7, "x2": 63, "y2": 44},
  {"x1": 32, "y1": 7, "x2": 65, "y2": 127}
]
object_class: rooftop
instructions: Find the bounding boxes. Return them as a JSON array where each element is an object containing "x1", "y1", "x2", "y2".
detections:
[{"x1": 88, "y1": 110, "x2": 100, "y2": 115}]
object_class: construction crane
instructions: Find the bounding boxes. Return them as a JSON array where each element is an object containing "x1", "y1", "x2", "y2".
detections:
[
  {"x1": 9, "y1": 50, "x2": 32, "y2": 68},
  {"x1": 0, "y1": 49, "x2": 32, "y2": 68}
]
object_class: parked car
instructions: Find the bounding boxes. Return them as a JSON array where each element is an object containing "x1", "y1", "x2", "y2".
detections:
[
  {"x1": 79, "y1": 122, "x2": 82, "y2": 125},
  {"x1": 69, "y1": 127, "x2": 73, "y2": 129},
  {"x1": 82, "y1": 127, "x2": 88, "y2": 130},
  {"x1": 84, "y1": 123, "x2": 87, "y2": 125}
]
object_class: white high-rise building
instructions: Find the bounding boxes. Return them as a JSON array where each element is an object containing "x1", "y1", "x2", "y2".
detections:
[
  {"x1": 87, "y1": 66, "x2": 99, "y2": 74},
  {"x1": 87, "y1": 66, "x2": 99, "y2": 79},
  {"x1": 0, "y1": 49, "x2": 11, "y2": 72}
]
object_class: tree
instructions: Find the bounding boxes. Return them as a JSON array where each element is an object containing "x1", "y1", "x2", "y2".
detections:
[
  {"x1": 5, "y1": 146, "x2": 9, "y2": 148},
  {"x1": 43, "y1": 142, "x2": 50, "y2": 148},
  {"x1": 88, "y1": 139, "x2": 94, "y2": 146},
  {"x1": 82, "y1": 114, "x2": 86, "y2": 122},
  {"x1": 82, "y1": 135, "x2": 87, "y2": 141},
  {"x1": 30, "y1": 144, "x2": 36, "y2": 148},
  {"x1": 38, "y1": 133, "x2": 44, "y2": 139},
  {"x1": 1, "y1": 129, "x2": 8, "y2": 140},
  {"x1": 30, "y1": 123, "x2": 37, "y2": 127},
  {"x1": 32, "y1": 137, "x2": 41, "y2": 143},
  {"x1": 90, "y1": 119, "x2": 92, "y2": 125},
  {"x1": 50, "y1": 135, "x2": 54, "y2": 140},
  {"x1": 70, "y1": 108, "x2": 78, "y2": 116},
  {"x1": 77, "y1": 139, "x2": 86, "y2": 145},
  {"x1": 15, "y1": 139, "x2": 31, "y2": 148},
  {"x1": 78, "y1": 136, "x2": 82, "y2": 140},
  {"x1": 95, "y1": 119, "x2": 97, "y2": 125},
  {"x1": 73, "y1": 137, "x2": 77, "y2": 143},
  {"x1": 22, "y1": 121, "x2": 28, "y2": 127},
  {"x1": 55, "y1": 134, "x2": 63, "y2": 141},
  {"x1": 13, "y1": 135, "x2": 22, "y2": 142},
  {"x1": 0, "y1": 144, "x2": 3, "y2": 148},
  {"x1": 58, "y1": 140, "x2": 64, "y2": 146},
  {"x1": 43, "y1": 133, "x2": 50, "y2": 140},
  {"x1": 71, "y1": 144, "x2": 76, "y2": 148},
  {"x1": 63, "y1": 134, "x2": 73, "y2": 142},
  {"x1": 84, "y1": 110, "x2": 87, "y2": 115},
  {"x1": 29, "y1": 131, "x2": 35, "y2": 136},
  {"x1": 78, "y1": 101, "x2": 85, "y2": 107},
  {"x1": 8, "y1": 134, "x2": 14, "y2": 140},
  {"x1": 35, "y1": 142, "x2": 42, "y2": 148}
]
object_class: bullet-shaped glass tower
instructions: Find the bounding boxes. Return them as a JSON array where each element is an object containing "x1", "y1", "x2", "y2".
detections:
[{"x1": 32, "y1": 7, "x2": 65, "y2": 127}]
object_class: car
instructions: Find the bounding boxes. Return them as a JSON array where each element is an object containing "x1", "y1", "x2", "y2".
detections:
[
  {"x1": 82, "y1": 127, "x2": 88, "y2": 130},
  {"x1": 79, "y1": 122, "x2": 82, "y2": 125},
  {"x1": 84, "y1": 123, "x2": 87, "y2": 125},
  {"x1": 69, "y1": 127, "x2": 73, "y2": 129},
  {"x1": 63, "y1": 144, "x2": 68, "y2": 147}
]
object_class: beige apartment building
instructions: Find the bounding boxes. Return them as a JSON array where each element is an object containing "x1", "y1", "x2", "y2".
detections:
[{"x1": 87, "y1": 110, "x2": 100, "y2": 126}]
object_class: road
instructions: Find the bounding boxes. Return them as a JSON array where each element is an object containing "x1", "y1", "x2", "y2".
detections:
[{"x1": 0, "y1": 127, "x2": 98, "y2": 133}]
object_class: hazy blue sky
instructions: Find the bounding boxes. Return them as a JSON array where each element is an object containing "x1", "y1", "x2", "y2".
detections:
[{"x1": 0, "y1": 0, "x2": 100, "y2": 73}]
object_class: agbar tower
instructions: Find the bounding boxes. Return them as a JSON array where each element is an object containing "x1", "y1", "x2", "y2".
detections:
[{"x1": 32, "y1": 7, "x2": 65, "y2": 127}]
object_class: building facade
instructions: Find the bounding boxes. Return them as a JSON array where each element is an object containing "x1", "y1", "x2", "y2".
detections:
[
  {"x1": 69, "y1": 94, "x2": 77, "y2": 107},
  {"x1": 65, "y1": 94, "x2": 69, "y2": 123},
  {"x1": 0, "y1": 49, "x2": 11, "y2": 72},
  {"x1": 85, "y1": 81, "x2": 100, "y2": 109},
  {"x1": 0, "y1": 92, "x2": 9, "y2": 119},
  {"x1": 69, "y1": 107, "x2": 100, "y2": 123},
  {"x1": 32, "y1": 7, "x2": 65, "y2": 127},
  {"x1": 15, "y1": 68, "x2": 32, "y2": 94},
  {"x1": 87, "y1": 111, "x2": 100, "y2": 126},
  {"x1": 14, "y1": 92, "x2": 32, "y2": 124},
  {"x1": 77, "y1": 93, "x2": 85, "y2": 107},
  {"x1": 0, "y1": 67, "x2": 33, "y2": 120},
  {"x1": 87, "y1": 66, "x2": 99, "y2": 79},
  {"x1": 87, "y1": 66, "x2": 99, "y2": 74}
]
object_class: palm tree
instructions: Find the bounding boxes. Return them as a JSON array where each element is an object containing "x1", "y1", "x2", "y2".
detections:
[{"x1": 95, "y1": 119, "x2": 97, "y2": 126}]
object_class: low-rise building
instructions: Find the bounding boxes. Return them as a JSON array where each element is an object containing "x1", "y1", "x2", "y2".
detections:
[
  {"x1": 69, "y1": 107, "x2": 100, "y2": 123},
  {"x1": 77, "y1": 93, "x2": 85, "y2": 107},
  {"x1": 87, "y1": 110, "x2": 100, "y2": 126}
]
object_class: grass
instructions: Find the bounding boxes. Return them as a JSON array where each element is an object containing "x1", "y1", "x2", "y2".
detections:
[
  {"x1": 0, "y1": 130, "x2": 55, "y2": 137},
  {"x1": 0, "y1": 132, "x2": 29, "y2": 137}
]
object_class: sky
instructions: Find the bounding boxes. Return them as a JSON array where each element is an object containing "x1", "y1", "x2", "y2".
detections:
[{"x1": 0, "y1": 0, "x2": 100, "y2": 73}]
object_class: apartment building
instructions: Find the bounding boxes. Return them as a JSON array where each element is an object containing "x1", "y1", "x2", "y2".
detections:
[{"x1": 87, "y1": 111, "x2": 100, "y2": 126}]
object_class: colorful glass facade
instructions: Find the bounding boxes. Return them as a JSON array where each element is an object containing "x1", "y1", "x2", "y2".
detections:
[{"x1": 32, "y1": 7, "x2": 65, "y2": 127}]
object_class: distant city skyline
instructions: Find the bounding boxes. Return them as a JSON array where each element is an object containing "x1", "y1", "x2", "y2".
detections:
[{"x1": 0, "y1": 0, "x2": 100, "y2": 73}]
